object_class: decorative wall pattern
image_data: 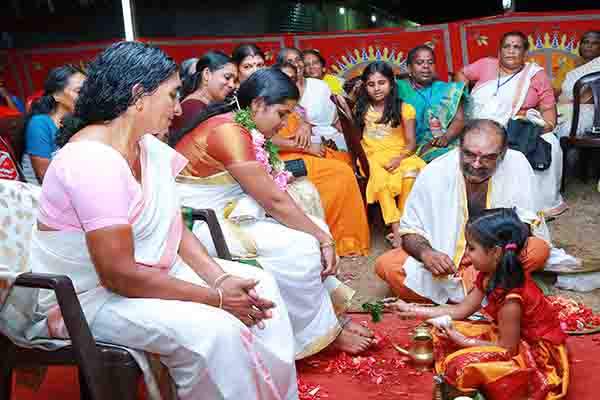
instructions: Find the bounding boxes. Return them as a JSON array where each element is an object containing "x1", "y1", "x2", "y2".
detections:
[{"x1": 3, "y1": 10, "x2": 599, "y2": 100}]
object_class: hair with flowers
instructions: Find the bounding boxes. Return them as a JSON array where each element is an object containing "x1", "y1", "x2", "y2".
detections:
[{"x1": 233, "y1": 107, "x2": 292, "y2": 191}]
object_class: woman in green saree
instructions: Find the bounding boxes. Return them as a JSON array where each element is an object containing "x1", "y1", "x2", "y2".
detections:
[{"x1": 396, "y1": 45, "x2": 466, "y2": 162}]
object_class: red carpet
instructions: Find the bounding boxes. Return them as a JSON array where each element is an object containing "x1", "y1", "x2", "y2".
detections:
[{"x1": 10, "y1": 314, "x2": 600, "y2": 399}]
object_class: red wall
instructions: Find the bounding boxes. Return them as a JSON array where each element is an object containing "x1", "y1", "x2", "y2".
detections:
[{"x1": 3, "y1": 10, "x2": 600, "y2": 101}]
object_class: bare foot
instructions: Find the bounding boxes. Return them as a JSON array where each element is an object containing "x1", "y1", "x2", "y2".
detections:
[
  {"x1": 345, "y1": 320, "x2": 374, "y2": 338},
  {"x1": 332, "y1": 328, "x2": 373, "y2": 354}
]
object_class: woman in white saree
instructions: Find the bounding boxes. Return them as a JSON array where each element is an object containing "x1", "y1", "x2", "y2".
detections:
[
  {"x1": 555, "y1": 30, "x2": 600, "y2": 138},
  {"x1": 170, "y1": 68, "x2": 374, "y2": 358},
  {"x1": 275, "y1": 47, "x2": 347, "y2": 151},
  {"x1": 29, "y1": 42, "x2": 299, "y2": 400},
  {"x1": 457, "y1": 31, "x2": 567, "y2": 218}
]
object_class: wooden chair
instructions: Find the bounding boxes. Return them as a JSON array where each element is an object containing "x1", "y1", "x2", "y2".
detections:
[
  {"x1": 331, "y1": 95, "x2": 386, "y2": 227},
  {"x1": 560, "y1": 70, "x2": 600, "y2": 191},
  {"x1": 330, "y1": 95, "x2": 370, "y2": 194},
  {"x1": 1, "y1": 202, "x2": 231, "y2": 400}
]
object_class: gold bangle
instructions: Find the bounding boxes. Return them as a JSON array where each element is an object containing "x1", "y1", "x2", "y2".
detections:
[
  {"x1": 213, "y1": 273, "x2": 233, "y2": 288},
  {"x1": 319, "y1": 241, "x2": 336, "y2": 249},
  {"x1": 216, "y1": 288, "x2": 223, "y2": 309}
]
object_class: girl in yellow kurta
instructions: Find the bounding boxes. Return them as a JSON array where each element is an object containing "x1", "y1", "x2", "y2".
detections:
[{"x1": 354, "y1": 61, "x2": 426, "y2": 248}]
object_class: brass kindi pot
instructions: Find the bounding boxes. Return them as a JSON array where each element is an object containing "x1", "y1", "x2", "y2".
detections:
[{"x1": 394, "y1": 324, "x2": 435, "y2": 371}]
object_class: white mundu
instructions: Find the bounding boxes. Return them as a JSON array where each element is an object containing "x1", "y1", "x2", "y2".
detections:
[
  {"x1": 177, "y1": 171, "x2": 355, "y2": 360},
  {"x1": 29, "y1": 136, "x2": 299, "y2": 400}
]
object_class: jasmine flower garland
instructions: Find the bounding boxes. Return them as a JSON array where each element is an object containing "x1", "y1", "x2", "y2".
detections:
[{"x1": 234, "y1": 108, "x2": 292, "y2": 191}]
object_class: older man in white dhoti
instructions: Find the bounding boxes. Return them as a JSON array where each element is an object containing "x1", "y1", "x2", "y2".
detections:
[{"x1": 375, "y1": 119, "x2": 551, "y2": 304}]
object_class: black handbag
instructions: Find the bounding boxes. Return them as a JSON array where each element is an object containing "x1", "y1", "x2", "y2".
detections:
[
  {"x1": 284, "y1": 158, "x2": 308, "y2": 177},
  {"x1": 505, "y1": 118, "x2": 552, "y2": 171}
]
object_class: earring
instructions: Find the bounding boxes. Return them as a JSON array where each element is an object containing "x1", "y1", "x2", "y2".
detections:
[{"x1": 135, "y1": 102, "x2": 143, "y2": 112}]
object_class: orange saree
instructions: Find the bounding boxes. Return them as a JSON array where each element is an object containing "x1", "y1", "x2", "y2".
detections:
[{"x1": 278, "y1": 112, "x2": 370, "y2": 256}]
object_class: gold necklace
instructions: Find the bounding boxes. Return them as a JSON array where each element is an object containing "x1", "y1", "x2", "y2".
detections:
[
  {"x1": 191, "y1": 88, "x2": 213, "y2": 105},
  {"x1": 49, "y1": 112, "x2": 62, "y2": 128}
]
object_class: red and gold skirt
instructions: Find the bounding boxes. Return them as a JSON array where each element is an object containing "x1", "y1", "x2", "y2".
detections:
[{"x1": 434, "y1": 321, "x2": 569, "y2": 400}]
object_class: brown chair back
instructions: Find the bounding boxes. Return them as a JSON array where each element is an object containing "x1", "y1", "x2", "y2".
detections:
[
  {"x1": 331, "y1": 95, "x2": 370, "y2": 180},
  {"x1": 569, "y1": 70, "x2": 600, "y2": 139},
  {"x1": 560, "y1": 70, "x2": 600, "y2": 191}
]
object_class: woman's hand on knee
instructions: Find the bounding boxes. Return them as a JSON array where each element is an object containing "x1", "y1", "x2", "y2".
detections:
[{"x1": 220, "y1": 277, "x2": 275, "y2": 328}]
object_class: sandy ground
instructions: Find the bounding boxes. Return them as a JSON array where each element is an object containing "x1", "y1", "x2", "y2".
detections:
[{"x1": 338, "y1": 180, "x2": 600, "y2": 312}]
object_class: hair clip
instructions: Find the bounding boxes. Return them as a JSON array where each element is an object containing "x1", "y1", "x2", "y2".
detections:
[
  {"x1": 225, "y1": 94, "x2": 242, "y2": 111},
  {"x1": 504, "y1": 243, "x2": 518, "y2": 251}
]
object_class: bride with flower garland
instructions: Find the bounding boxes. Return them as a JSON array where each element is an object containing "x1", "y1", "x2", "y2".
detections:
[{"x1": 170, "y1": 68, "x2": 374, "y2": 356}]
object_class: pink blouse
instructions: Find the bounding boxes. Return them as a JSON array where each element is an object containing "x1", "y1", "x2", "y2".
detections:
[
  {"x1": 463, "y1": 57, "x2": 556, "y2": 111},
  {"x1": 39, "y1": 141, "x2": 141, "y2": 232},
  {"x1": 39, "y1": 140, "x2": 187, "y2": 270}
]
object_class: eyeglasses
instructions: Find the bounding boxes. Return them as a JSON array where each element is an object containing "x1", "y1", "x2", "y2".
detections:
[{"x1": 461, "y1": 148, "x2": 503, "y2": 164}]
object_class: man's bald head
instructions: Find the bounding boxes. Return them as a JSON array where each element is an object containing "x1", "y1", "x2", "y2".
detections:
[{"x1": 460, "y1": 119, "x2": 507, "y2": 150}]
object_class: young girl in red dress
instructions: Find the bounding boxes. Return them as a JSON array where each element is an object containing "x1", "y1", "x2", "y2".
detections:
[{"x1": 387, "y1": 207, "x2": 569, "y2": 400}]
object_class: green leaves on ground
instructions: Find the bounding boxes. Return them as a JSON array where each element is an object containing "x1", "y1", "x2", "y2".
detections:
[{"x1": 362, "y1": 301, "x2": 385, "y2": 323}]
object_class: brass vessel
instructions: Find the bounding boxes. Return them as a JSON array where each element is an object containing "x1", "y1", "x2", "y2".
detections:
[{"x1": 394, "y1": 324, "x2": 435, "y2": 371}]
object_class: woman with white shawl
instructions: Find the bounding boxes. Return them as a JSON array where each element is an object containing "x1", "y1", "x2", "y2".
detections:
[
  {"x1": 275, "y1": 47, "x2": 348, "y2": 151},
  {"x1": 554, "y1": 30, "x2": 600, "y2": 138}
]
